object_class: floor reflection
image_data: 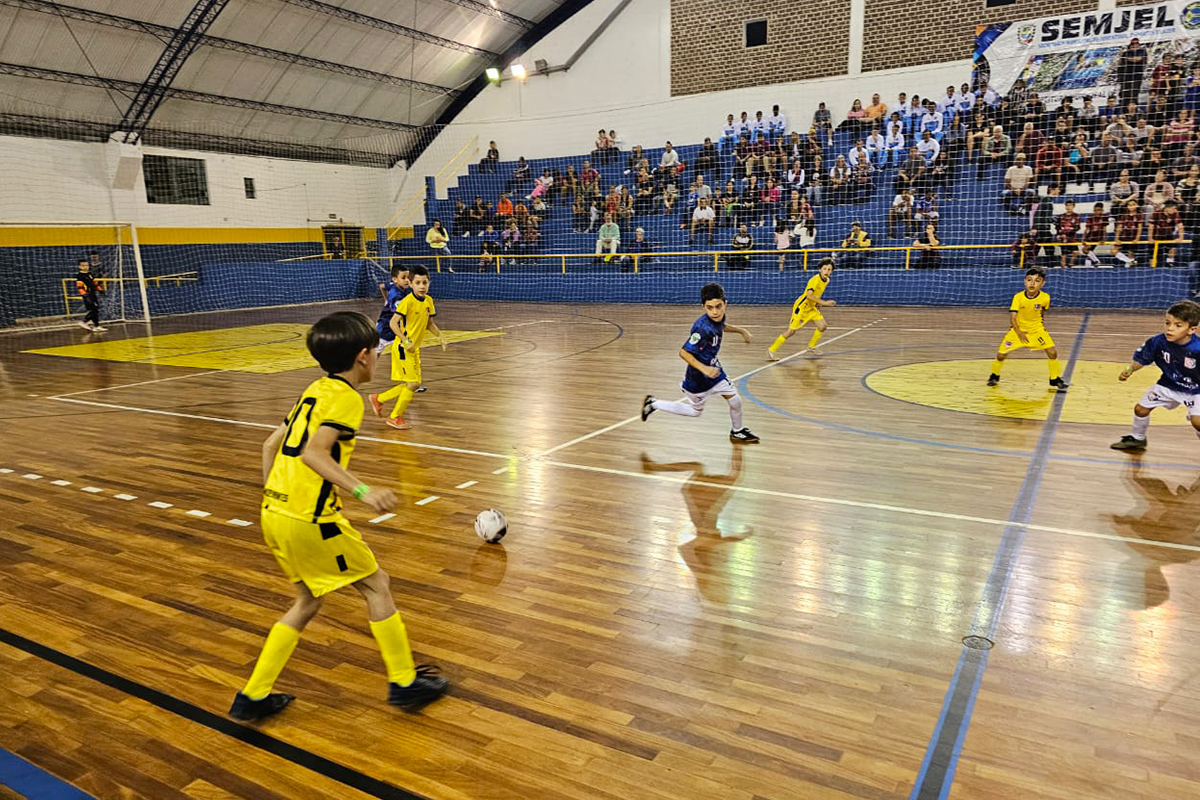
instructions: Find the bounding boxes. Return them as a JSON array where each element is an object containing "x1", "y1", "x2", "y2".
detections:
[{"x1": 1110, "y1": 464, "x2": 1200, "y2": 609}]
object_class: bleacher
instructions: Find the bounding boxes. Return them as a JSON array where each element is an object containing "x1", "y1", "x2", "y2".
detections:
[{"x1": 394, "y1": 124, "x2": 1130, "y2": 271}]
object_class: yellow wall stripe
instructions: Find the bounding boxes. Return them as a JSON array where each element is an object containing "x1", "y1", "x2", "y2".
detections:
[{"x1": 0, "y1": 227, "x2": 372, "y2": 247}]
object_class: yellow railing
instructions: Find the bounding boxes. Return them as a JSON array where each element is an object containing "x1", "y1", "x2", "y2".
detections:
[
  {"x1": 60, "y1": 271, "x2": 198, "y2": 315},
  {"x1": 385, "y1": 136, "x2": 479, "y2": 242},
  {"x1": 380, "y1": 239, "x2": 1190, "y2": 275}
]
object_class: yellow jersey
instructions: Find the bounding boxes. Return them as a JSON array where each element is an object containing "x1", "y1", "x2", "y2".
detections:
[
  {"x1": 795, "y1": 274, "x2": 829, "y2": 315},
  {"x1": 394, "y1": 292, "x2": 437, "y2": 350},
  {"x1": 263, "y1": 375, "x2": 363, "y2": 522},
  {"x1": 1009, "y1": 290, "x2": 1050, "y2": 332}
]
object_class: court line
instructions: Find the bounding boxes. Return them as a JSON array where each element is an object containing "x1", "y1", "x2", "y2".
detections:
[
  {"x1": 50, "y1": 397, "x2": 511, "y2": 460},
  {"x1": 0, "y1": 628, "x2": 430, "y2": 800},
  {"x1": 50, "y1": 369, "x2": 229, "y2": 399},
  {"x1": 909, "y1": 312, "x2": 1092, "y2": 800},
  {"x1": 532, "y1": 318, "x2": 887, "y2": 459},
  {"x1": 539, "y1": 454, "x2": 1200, "y2": 555},
  {"x1": 0, "y1": 746, "x2": 96, "y2": 800}
]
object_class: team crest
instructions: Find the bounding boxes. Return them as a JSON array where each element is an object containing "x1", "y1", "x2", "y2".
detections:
[
  {"x1": 1181, "y1": 1, "x2": 1200, "y2": 30},
  {"x1": 1186, "y1": 356, "x2": 1197, "y2": 369},
  {"x1": 689, "y1": 333, "x2": 701, "y2": 344},
  {"x1": 1016, "y1": 25, "x2": 1036, "y2": 45}
]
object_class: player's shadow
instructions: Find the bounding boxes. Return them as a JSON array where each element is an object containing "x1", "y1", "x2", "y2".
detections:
[
  {"x1": 468, "y1": 542, "x2": 508, "y2": 587},
  {"x1": 1109, "y1": 464, "x2": 1200, "y2": 610},
  {"x1": 641, "y1": 448, "x2": 751, "y2": 606}
]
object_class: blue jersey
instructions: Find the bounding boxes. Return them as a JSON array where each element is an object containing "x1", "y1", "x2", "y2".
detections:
[
  {"x1": 1132, "y1": 333, "x2": 1200, "y2": 393},
  {"x1": 376, "y1": 285, "x2": 408, "y2": 338},
  {"x1": 681, "y1": 313, "x2": 728, "y2": 394}
]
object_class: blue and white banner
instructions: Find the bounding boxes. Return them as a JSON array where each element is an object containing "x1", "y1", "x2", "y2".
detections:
[{"x1": 975, "y1": 1, "x2": 1200, "y2": 102}]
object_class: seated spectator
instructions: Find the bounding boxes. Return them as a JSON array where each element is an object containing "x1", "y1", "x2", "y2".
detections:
[
  {"x1": 426, "y1": 219, "x2": 451, "y2": 257},
  {"x1": 617, "y1": 187, "x2": 634, "y2": 227},
  {"x1": 720, "y1": 181, "x2": 740, "y2": 228},
  {"x1": 761, "y1": 177, "x2": 782, "y2": 225},
  {"x1": 807, "y1": 154, "x2": 826, "y2": 205},
  {"x1": 1133, "y1": 116, "x2": 1157, "y2": 148},
  {"x1": 977, "y1": 125, "x2": 1012, "y2": 181},
  {"x1": 916, "y1": 130, "x2": 941, "y2": 168},
  {"x1": 864, "y1": 128, "x2": 887, "y2": 167},
  {"x1": 749, "y1": 110, "x2": 768, "y2": 143},
  {"x1": 624, "y1": 145, "x2": 644, "y2": 175},
  {"x1": 1098, "y1": 95, "x2": 1120, "y2": 126},
  {"x1": 839, "y1": 221, "x2": 871, "y2": 268},
  {"x1": 527, "y1": 169, "x2": 553, "y2": 202},
  {"x1": 1113, "y1": 198, "x2": 1144, "y2": 266},
  {"x1": 513, "y1": 201, "x2": 530, "y2": 228},
  {"x1": 803, "y1": 129, "x2": 824, "y2": 168},
  {"x1": 571, "y1": 196, "x2": 588, "y2": 232},
  {"x1": 1139, "y1": 143, "x2": 1164, "y2": 184},
  {"x1": 1055, "y1": 198, "x2": 1082, "y2": 268},
  {"x1": 907, "y1": 94, "x2": 925, "y2": 136},
  {"x1": 977, "y1": 80, "x2": 1001, "y2": 109},
  {"x1": 847, "y1": 140, "x2": 872, "y2": 170},
  {"x1": 829, "y1": 155, "x2": 851, "y2": 204},
  {"x1": 496, "y1": 192, "x2": 513, "y2": 218},
  {"x1": 784, "y1": 190, "x2": 810, "y2": 227},
  {"x1": 468, "y1": 196, "x2": 487, "y2": 232},
  {"x1": 478, "y1": 224, "x2": 500, "y2": 268},
  {"x1": 812, "y1": 103, "x2": 833, "y2": 146},
  {"x1": 1185, "y1": 65, "x2": 1200, "y2": 112},
  {"x1": 1031, "y1": 198, "x2": 1055, "y2": 265},
  {"x1": 505, "y1": 156, "x2": 531, "y2": 193},
  {"x1": 501, "y1": 221, "x2": 520, "y2": 263},
  {"x1": 851, "y1": 159, "x2": 874, "y2": 204},
  {"x1": 1015, "y1": 122, "x2": 1044, "y2": 159},
  {"x1": 658, "y1": 141, "x2": 681, "y2": 184},
  {"x1": 1171, "y1": 142, "x2": 1200, "y2": 180},
  {"x1": 720, "y1": 114, "x2": 740, "y2": 154},
  {"x1": 560, "y1": 164, "x2": 580, "y2": 201},
  {"x1": 691, "y1": 197, "x2": 716, "y2": 245},
  {"x1": 734, "y1": 134, "x2": 753, "y2": 180},
  {"x1": 767, "y1": 104, "x2": 788, "y2": 142},
  {"x1": 792, "y1": 218, "x2": 817, "y2": 250},
  {"x1": 746, "y1": 136, "x2": 770, "y2": 179},
  {"x1": 1035, "y1": 139, "x2": 1065, "y2": 195},
  {"x1": 966, "y1": 109, "x2": 992, "y2": 160},
  {"x1": 586, "y1": 197, "x2": 602, "y2": 233},
  {"x1": 482, "y1": 140, "x2": 499, "y2": 173},
  {"x1": 695, "y1": 174, "x2": 713, "y2": 203},
  {"x1": 740, "y1": 175, "x2": 760, "y2": 225},
  {"x1": 660, "y1": 182, "x2": 679, "y2": 215},
  {"x1": 452, "y1": 199, "x2": 468, "y2": 236},
  {"x1": 865, "y1": 93, "x2": 888, "y2": 126},
  {"x1": 955, "y1": 82, "x2": 976, "y2": 126},
  {"x1": 727, "y1": 223, "x2": 754, "y2": 269},
  {"x1": 784, "y1": 159, "x2": 806, "y2": 191},
  {"x1": 1022, "y1": 92, "x2": 1046, "y2": 133},
  {"x1": 913, "y1": 223, "x2": 941, "y2": 268},
  {"x1": 634, "y1": 169, "x2": 656, "y2": 213},
  {"x1": 1077, "y1": 95, "x2": 1099, "y2": 134},
  {"x1": 920, "y1": 100, "x2": 945, "y2": 142},
  {"x1": 1163, "y1": 109, "x2": 1194, "y2": 159},
  {"x1": 1150, "y1": 198, "x2": 1184, "y2": 266},
  {"x1": 1052, "y1": 98, "x2": 1076, "y2": 136},
  {"x1": 619, "y1": 227, "x2": 652, "y2": 273},
  {"x1": 580, "y1": 160, "x2": 600, "y2": 197},
  {"x1": 1050, "y1": 116, "x2": 1073, "y2": 147},
  {"x1": 775, "y1": 222, "x2": 792, "y2": 269},
  {"x1": 895, "y1": 92, "x2": 913, "y2": 125},
  {"x1": 1144, "y1": 169, "x2": 1175, "y2": 217},
  {"x1": 695, "y1": 138, "x2": 719, "y2": 178},
  {"x1": 884, "y1": 122, "x2": 906, "y2": 166},
  {"x1": 935, "y1": 85, "x2": 958, "y2": 126},
  {"x1": 1116, "y1": 135, "x2": 1144, "y2": 175},
  {"x1": 606, "y1": 130, "x2": 622, "y2": 159},
  {"x1": 1110, "y1": 168, "x2": 1140, "y2": 204},
  {"x1": 842, "y1": 98, "x2": 868, "y2": 138},
  {"x1": 1012, "y1": 231, "x2": 1039, "y2": 268},
  {"x1": 913, "y1": 190, "x2": 939, "y2": 230},
  {"x1": 1078, "y1": 201, "x2": 1109, "y2": 267},
  {"x1": 592, "y1": 129, "x2": 613, "y2": 164},
  {"x1": 1090, "y1": 134, "x2": 1119, "y2": 189},
  {"x1": 1065, "y1": 132, "x2": 1091, "y2": 186},
  {"x1": 521, "y1": 218, "x2": 541, "y2": 256},
  {"x1": 895, "y1": 147, "x2": 926, "y2": 195},
  {"x1": 1003, "y1": 153, "x2": 1035, "y2": 214},
  {"x1": 889, "y1": 187, "x2": 914, "y2": 238},
  {"x1": 595, "y1": 213, "x2": 620, "y2": 257}
]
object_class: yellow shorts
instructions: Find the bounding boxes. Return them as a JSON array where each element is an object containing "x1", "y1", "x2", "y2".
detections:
[
  {"x1": 390, "y1": 343, "x2": 422, "y2": 384},
  {"x1": 789, "y1": 308, "x2": 823, "y2": 330},
  {"x1": 1000, "y1": 328, "x2": 1055, "y2": 352},
  {"x1": 260, "y1": 510, "x2": 379, "y2": 597}
]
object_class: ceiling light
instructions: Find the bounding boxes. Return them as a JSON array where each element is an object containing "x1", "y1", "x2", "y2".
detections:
[
  {"x1": 485, "y1": 67, "x2": 501, "y2": 83},
  {"x1": 510, "y1": 63, "x2": 526, "y2": 81}
]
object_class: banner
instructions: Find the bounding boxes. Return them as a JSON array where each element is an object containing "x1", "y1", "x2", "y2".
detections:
[{"x1": 975, "y1": 1, "x2": 1200, "y2": 104}]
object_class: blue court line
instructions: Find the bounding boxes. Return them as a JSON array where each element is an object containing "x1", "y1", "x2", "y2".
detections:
[
  {"x1": 907, "y1": 312, "x2": 1092, "y2": 800},
  {"x1": 0, "y1": 748, "x2": 96, "y2": 800}
]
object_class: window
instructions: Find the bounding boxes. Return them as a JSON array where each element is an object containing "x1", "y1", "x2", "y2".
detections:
[
  {"x1": 244, "y1": 177, "x2": 256, "y2": 199},
  {"x1": 143, "y1": 155, "x2": 210, "y2": 205},
  {"x1": 984, "y1": 0, "x2": 1015, "y2": 7},
  {"x1": 745, "y1": 19, "x2": 767, "y2": 48}
]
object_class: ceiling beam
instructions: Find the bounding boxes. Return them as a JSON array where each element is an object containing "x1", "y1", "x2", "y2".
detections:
[
  {"x1": 439, "y1": 0, "x2": 534, "y2": 30},
  {"x1": 0, "y1": 62, "x2": 418, "y2": 130},
  {"x1": 278, "y1": 0, "x2": 498, "y2": 59},
  {"x1": 117, "y1": 0, "x2": 233, "y2": 141},
  {"x1": 1, "y1": 0, "x2": 462, "y2": 97}
]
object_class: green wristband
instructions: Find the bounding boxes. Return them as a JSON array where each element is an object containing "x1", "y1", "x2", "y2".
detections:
[{"x1": 352, "y1": 484, "x2": 370, "y2": 500}]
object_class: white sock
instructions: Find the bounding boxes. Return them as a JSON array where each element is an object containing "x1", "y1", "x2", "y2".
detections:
[
  {"x1": 726, "y1": 392, "x2": 744, "y2": 431},
  {"x1": 1131, "y1": 413, "x2": 1150, "y2": 440},
  {"x1": 652, "y1": 399, "x2": 701, "y2": 417}
]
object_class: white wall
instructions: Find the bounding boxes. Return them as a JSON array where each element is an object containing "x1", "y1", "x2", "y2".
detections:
[
  {"x1": 0, "y1": 134, "x2": 407, "y2": 229},
  {"x1": 403, "y1": 0, "x2": 971, "y2": 224}
]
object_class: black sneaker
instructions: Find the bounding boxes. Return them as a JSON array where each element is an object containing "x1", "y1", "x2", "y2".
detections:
[
  {"x1": 986, "y1": 374, "x2": 1000, "y2": 386},
  {"x1": 1110, "y1": 435, "x2": 1147, "y2": 451},
  {"x1": 388, "y1": 664, "x2": 448, "y2": 709},
  {"x1": 229, "y1": 691, "x2": 294, "y2": 721},
  {"x1": 1049, "y1": 378, "x2": 1070, "y2": 392},
  {"x1": 641, "y1": 395, "x2": 656, "y2": 422},
  {"x1": 729, "y1": 428, "x2": 760, "y2": 443}
]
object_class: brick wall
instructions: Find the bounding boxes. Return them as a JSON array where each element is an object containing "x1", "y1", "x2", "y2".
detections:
[
  {"x1": 669, "y1": 0, "x2": 851, "y2": 96},
  {"x1": 861, "y1": 0, "x2": 1099, "y2": 73}
]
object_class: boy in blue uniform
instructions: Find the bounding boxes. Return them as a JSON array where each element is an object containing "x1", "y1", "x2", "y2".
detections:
[
  {"x1": 641, "y1": 283, "x2": 760, "y2": 443},
  {"x1": 374, "y1": 265, "x2": 409, "y2": 354},
  {"x1": 1111, "y1": 300, "x2": 1200, "y2": 451}
]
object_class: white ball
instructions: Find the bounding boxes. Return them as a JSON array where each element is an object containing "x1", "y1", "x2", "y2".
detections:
[{"x1": 474, "y1": 509, "x2": 507, "y2": 543}]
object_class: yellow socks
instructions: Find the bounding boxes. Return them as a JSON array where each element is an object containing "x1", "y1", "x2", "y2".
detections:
[
  {"x1": 808, "y1": 330, "x2": 823, "y2": 349},
  {"x1": 990, "y1": 358, "x2": 1003, "y2": 375},
  {"x1": 242, "y1": 622, "x2": 301, "y2": 700},
  {"x1": 377, "y1": 385, "x2": 414, "y2": 418},
  {"x1": 369, "y1": 612, "x2": 416, "y2": 686},
  {"x1": 768, "y1": 335, "x2": 787, "y2": 353},
  {"x1": 1047, "y1": 359, "x2": 1062, "y2": 381},
  {"x1": 377, "y1": 384, "x2": 404, "y2": 402}
]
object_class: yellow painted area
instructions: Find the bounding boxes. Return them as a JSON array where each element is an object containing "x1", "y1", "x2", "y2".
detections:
[
  {"x1": 25, "y1": 324, "x2": 501, "y2": 374},
  {"x1": 0, "y1": 227, "x2": 134, "y2": 247},
  {"x1": 866, "y1": 359, "x2": 1193, "y2": 426},
  {"x1": 0, "y1": 227, "x2": 334, "y2": 247}
]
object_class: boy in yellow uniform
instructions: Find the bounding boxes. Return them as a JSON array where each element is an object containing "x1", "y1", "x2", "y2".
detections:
[
  {"x1": 986, "y1": 266, "x2": 1070, "y2": 392},
  {"x1": 230, "y1": 311, "x2": 448, "y2": 722},
  {"x1": 369, "y1": 264, "x2": 445, "y2": 430},
  {"x1": 766, "y1": 257, "x2": 837, "y2": 360}
]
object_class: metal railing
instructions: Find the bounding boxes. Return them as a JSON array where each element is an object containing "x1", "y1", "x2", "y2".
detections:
[{"x1": 385, "y1": 136, "x2": 479, "y2": 241}]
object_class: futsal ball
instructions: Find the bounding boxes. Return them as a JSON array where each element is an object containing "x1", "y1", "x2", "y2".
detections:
[{"x1": 474, "y1": 509, "x2": 508, "y2": 543}]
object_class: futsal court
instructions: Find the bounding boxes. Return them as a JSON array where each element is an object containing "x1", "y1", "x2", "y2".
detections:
[{"x1": 1, "y1": 298, "x2": 1198, "y2": 800}]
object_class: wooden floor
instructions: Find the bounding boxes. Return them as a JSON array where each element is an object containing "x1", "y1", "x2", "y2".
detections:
[{"x1": 1, "y1": 300, "x2": 1199, "y2": 800}]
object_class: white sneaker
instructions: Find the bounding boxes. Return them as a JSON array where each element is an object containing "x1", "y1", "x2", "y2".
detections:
[
  {"x1": 78, "y1": 321, "x2": 92, "y2": 330},
  {"x1": 766, "y1": 349, "x2": 779, "y2": 361},
  {"x1": 91, "y1": 325, "x2": 107, "y2": 332}
]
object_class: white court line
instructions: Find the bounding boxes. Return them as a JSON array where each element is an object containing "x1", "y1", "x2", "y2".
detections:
[
  {"x1": 114, "y1": 493, "x2": 137, "y2": 501},
  {"x1": 80, "y1": 486, "x2": 102, "y2": 493},
  {"x1": 51, "y1": 397, "x2": 510, "y2": 460},
  {"x1": 478, "y1": 319, "x2": 557, "y2": 332},
  {"x1": 148, "y1": 501, "x2": 173, "y2": 509},
  {"x1": 492, "y1": 466, "x2": 508, "y2": 474},
  {"x1": 541, "y1": 459, "x2": 1200, "y2": 555},
  {"x1": 22, "y1": 473, "x2": 42, "y2": 480},
  {"x1": 370, "y1": 513, "x2": 396, "y2": 524},
  {"x1": 456, "y1": 480, "x2": 477, "y2": 489},
  {"x1": 50, "y1": 480, "x2": 71, "y2": 487},
  {"x1": 227, "y1": 519, "x2": 253, "y2": 527},
  {"x1": 0, "y1": 468, "x2": 12, "y2": 474},
  {"x1": 50, "y1": 369, "x2": 229, "y2": 399},
  {"x1": 185, "y1": 509, "x2": 211, "y2": 518},
  {"x1": 415, "y1": 495, "x2": 440, "y2": 506},
  {"x1": 532, "y1": 318, "x2": 887, "y2": 459}
]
